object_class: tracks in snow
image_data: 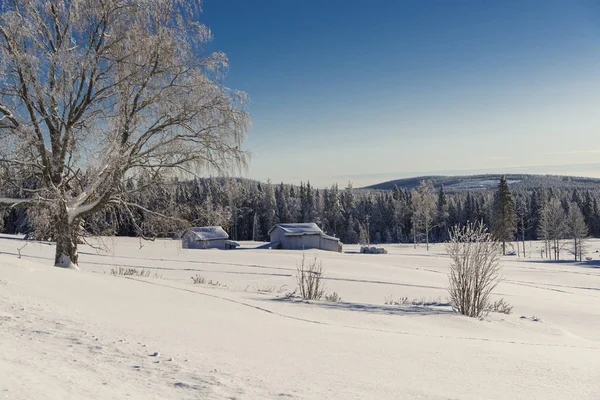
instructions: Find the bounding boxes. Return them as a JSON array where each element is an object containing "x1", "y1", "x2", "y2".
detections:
[
  {"x1": 6, "y1": 249, "x2": 600, "y2": 296},
  {"x1": 121, "y1": 276, "x2": 600, "y2": 351}
]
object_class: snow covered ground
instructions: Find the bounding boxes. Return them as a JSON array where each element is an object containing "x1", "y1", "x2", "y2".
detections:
[{"x1": 1, "y1": 235, "x2": 599, "y2": 399}]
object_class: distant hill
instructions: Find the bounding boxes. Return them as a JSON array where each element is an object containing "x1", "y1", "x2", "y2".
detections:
[{"x1": 362, "y1": 174, "x2": 600, "y2": 192}]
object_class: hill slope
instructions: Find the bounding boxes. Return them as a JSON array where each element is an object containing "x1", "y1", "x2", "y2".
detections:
[{"x1": 363, "y1": 174, "x2": 600, "y2": 191}]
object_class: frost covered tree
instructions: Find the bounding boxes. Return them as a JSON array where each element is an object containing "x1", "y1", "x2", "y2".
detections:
[
  {"x1": 446, "y1": 221, "x2": 503, "y2": 318},
  {"x1": 262, "y1": 180, "x2": 277, "y2": 232},
  {"x1": 515, "y1": 198, "x2": 530, "y2": 257},
  {"x1": 539, "y1": 198, "x2": 567, "y2": 260},
  {"x1": 324, "y1": 184, "x2": 343, "y2": 237},
  {"x1": 411, "y1": 181, "x2": 436, "y2": 250},
  {"x1": 276, "y1": 183, "x2": 290, "y2": 223},
  {"x1": 0, "y1": 0, "x2": 249, "y2": 268},
  {"x1": 566, "y1": 202, "x2": 588, "y2": 262}
]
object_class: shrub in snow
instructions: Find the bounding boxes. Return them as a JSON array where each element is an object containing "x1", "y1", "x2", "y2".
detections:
[
  {"x1": 325, "y1": 292, "x2": 342, "y2": 302},
  {"x1": 485, "y1": 298, "x2": 513, "y2": 315},
  {"x1": 384, "y1": 295, "x2": 447, "y2": 307},
  {"x1": 111, "y1": 267, "x2": 151, "y2": 277},
  {"x1": 384, "y1": 295, "x2": 410, "y2": 306},
  {"x1": 191, "y1": 275, "x2": 206, "y2": 284},
  {"x1": 296, "y1": 254, "x2": 325, "y2": 300},
  {"x1": 281, "y1": 290, "x2": 298, "y2": 300},
  {"x1": 190, "y1": 275, "x2": 221, "y2": 286},
  {"x1": 446, "y1": 221, "x2": 503, "y2": 318},
  {"x1": 256, "y1": 285, "x2": 276, "y2": 293}
]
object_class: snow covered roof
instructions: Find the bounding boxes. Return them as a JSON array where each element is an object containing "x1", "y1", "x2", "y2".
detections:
[
  {"x1": 321, "y1": 234, "x2": 340, "y2": 242},
  {"x1": 186, "y1": 226, "x2": 229, "y2": 241},
  {"x1": 268, "y1": 223, "x2": 324, "y2": 236}
]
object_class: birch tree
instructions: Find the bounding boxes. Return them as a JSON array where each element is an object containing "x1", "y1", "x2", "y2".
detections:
[
  {"x1": 0, "y1": 0, "x2": 249, "y2": 268},
  {"x1": 446, "y1": 221, "x2": 503, "y2": 318},
  {"x1": 538, "y1": 198, "x2": 567, "y2": 260},
  {"x1": 566, "y1": 202, "x2": 588, "y2": 262},
  {"x1": 411, "y1": 180, "x2": 436, "y2": 250}
]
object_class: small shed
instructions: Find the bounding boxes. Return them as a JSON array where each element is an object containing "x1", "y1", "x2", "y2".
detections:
[
  {"x1": 268, "y1": 223, "x2": 342, "y2": 252},
  {"x1": 182, "y1": 226, "x2": 234, "y2": 249}
]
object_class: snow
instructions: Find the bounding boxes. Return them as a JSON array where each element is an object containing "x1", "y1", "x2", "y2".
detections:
[
  {"x1": 269, "y1": 223, "x2": 324, "y2": 236},
  {"x1": 0, "y1": 236, "x2": 599, "y2": 399},
  {"x1": 55, "y1": 254, "x2": 81, "y2": 270}
]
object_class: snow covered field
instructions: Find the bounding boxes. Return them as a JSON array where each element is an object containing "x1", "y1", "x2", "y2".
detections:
[{"x1": 1, "y1": 235, "x2": 599, "y2": 399}]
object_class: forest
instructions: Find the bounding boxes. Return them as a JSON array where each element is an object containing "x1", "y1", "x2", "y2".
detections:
[{"x1": 3, "y1": 175, "x2": 599, "y2": 258}]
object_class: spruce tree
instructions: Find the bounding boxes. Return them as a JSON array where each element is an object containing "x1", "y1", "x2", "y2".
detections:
[
  {"x1": 492, "y1": 176, "x2": 517, "y2": 255},
  {"x1": 436, "y1": 185, "x2": 449, "y2": 241}
]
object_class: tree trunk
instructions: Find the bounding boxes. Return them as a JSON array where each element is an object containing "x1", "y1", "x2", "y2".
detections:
[
  {"x1": 425, "y1": 223, "x2": 429, "y2": 251},
  {"x1": 53, "y1": 202, "x2": 80, "y2": 269}
]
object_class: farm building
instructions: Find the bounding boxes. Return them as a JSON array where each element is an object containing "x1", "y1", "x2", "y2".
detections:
[
  {"x1": 267, "y1": 223, "x2": 342, "y2": 252},
  {"x1": 181, "y1": 226, "x2": 239, "y2": 250}
]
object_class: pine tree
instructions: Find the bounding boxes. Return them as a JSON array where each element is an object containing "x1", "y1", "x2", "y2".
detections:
[{"x1": 491, "y1": 176, "x2": 516, "y2": 255}]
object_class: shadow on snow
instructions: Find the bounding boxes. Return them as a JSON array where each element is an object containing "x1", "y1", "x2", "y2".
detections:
[{"x1": 268, "y1": 297, "x2": 454, "y2": 317}]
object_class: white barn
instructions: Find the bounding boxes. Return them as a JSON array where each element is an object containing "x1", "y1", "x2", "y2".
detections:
[
  {"x1": 181, "y1": 226, "x2": 238, "y2": 250},
  {"x1": 268, "y1": 223, "x2": 342, "y2": 252}
]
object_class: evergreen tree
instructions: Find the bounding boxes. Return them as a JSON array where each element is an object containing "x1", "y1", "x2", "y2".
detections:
[
  {"x1": 582, "y1": 192, "x2": 595, "y2": 234},
  {"x1": 314, "y1": 189, "x2": 324, "y2": 226},
  {"x1": 252, "y1": 213, "x2": 261, "y2": 241},
  {"x1": 436, "y1": 185, "x2": 449, "y2": 241},
  {"x1": 491, "y1": 176, "x2": 517, "y2": 255},
  {"x1": 262, "y1": 180, "x2": 278, "y2": 233},
  {"x1": 345, "y1": 215, "x2": 358, "y2": 244},
  {"x1": 304, "y1": 181, "x2": 315, "y2": 222},
  {"x1": 276, "y1": 183, "x2": 289, "y2": 223},
  {"x1": 325, "y1": 184, "x2": 343, "y2": 237},
  {"x1": 342, "y1": 183, "x2": 357, "y2": 243}
]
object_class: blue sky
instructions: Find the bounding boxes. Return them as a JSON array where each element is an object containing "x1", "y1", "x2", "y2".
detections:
[{"x1": 203, "y1": 0, "x2": 600, "y2": 187}]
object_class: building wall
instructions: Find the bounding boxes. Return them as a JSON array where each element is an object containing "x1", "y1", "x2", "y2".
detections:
[
  {"x1": 269, "y1": 227, "x2": 341, "y2": 252},
  {"x1": 320, "y1": 237, "x2": 342, "y2": 252},
  {"x1": 269, "y1": 229, "x2": 285, "y2": 244},
  {"x1": 182, "y1": 234, "x2": 226, "y2": 249},
  {"x1": 285, "y1": 234, "x2": 322, "y2": 250}
]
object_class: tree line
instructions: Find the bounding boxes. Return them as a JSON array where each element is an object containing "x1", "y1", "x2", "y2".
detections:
[{"x1": 2, "y1": 176, "x2": 599, "y2": 260}]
